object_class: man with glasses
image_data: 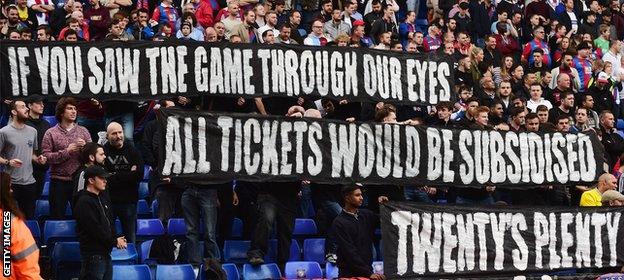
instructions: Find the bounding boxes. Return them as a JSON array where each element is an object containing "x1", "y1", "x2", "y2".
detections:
[
  {"x1": 304, "y1": 19, "x2": 329, "y2": 46},
  {"x1": 521, "y1": 26, "x2": 551, "y2": 67}
]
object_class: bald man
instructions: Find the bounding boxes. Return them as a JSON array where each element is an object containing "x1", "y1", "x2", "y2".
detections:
[
  {"x1": 580, "y1": 173, "x2": 618, "y2": 206},
  {"x1": 103, "y1": 122, "x2": 144, "y2": 243}
]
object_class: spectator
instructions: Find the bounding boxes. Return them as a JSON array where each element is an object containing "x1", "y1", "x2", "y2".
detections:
[
  {"x1": 28, "y1": 0, "x2": 55, "y2": 26},
  {"x1": 151, "y1": 0, "x2": 179, "y2": 32},
  {"x1": 580, "y1": 93, "x2": 600, "y2": 128},
  {"x1": 526, "y1": 83, "x2": 553, "y2": 112},
  {"x1": 324, "y1": 9, "x2": 350, "y2": 40},
  {"x1": 0, "y1": 100, "x2": 46, "y2": 219},
  {"x1": 508, "y1": 106, "x2": 526, "y2": 132},
  {"x1": 42, "y1": 97, "x2": 92, "y2": 219},
  {"x1": 574, "y1": 42, "x2": 594, "y2": 92},
  {"x1": 536, "y1": 105, "x2": 556, "y2": 131},
  {"x1": 452, "y1": 2, "x2": 471, "y2": 34},
  {"x1": 221, "y1": 1, "x2": 241, "y2": 39},
  {"x1": 74, "y1": 165, "x2": 127, "y2": 280},
  {"x1": 363, "y1": 0, "x2": 382, "y2": 35},
  {"x1": 103, "y1": 122, "x2": 144, "y2": 244},
  {"x1": 36, "y1": 25, "x2": 52, "y2": 41},
  {"x1": 331, "y1": 184, "x2": 384, "y2": 279},
  {"x1": 126, "y1": 8, "x2": 155, "y2": 40},
  {"x1": 84, "y1": 0, "x2": 111, "y2": 40},
  {"x1": 588, "y1": 72, "x2": 616, "y2": 114},
  {"x1": 304, "y1": 19, "x2": 330, "y2": 46},
  {"x1": 231, "y1": 10, "x2": 257, "y2": 43},
  {"x1": 423, "y1": 24, "x2": 441, "y2": 52},
  {"x1": 287, "y1": 10, "x2": 303, "y2": 44},
  {"x1": 25, "y1": 95, "x2": 50, "y2": 199},
  {"x1": 570, "y1": 107, "x2": 590, "y2": 132},
  {"x1": 398, "y1": 11, "x2": 416, "y2": 48},
  {"x1": 257, "y1": 10, "x2": 278, "y2": 43},
  {"x1": 276, "y1": 23, "x2": 297, "y2": 44},
  {"x1": 548, "y1": 91, "x2": 575, "y2": 124},
  {"x1": 521, "y1": 26, "x2": 551, "y2": 67},
  {"x1": 580, "y1": 173, "x2": 617, "y2": 206},
  {"x1": 601, "y1": 190, "x2": 624, "y2": 206},
  {"x1": 368, "y1": 3, "x2": 396, "y2": 44},
  {"x1": 72, "y1": 142, "x2": 106, "y2": 198},
  {"x1": 600, "y1": 111, "x2": 624, "y2": 171},
  {"x1": 494, "y1": 22, "x2": 520, "y2": 57}
]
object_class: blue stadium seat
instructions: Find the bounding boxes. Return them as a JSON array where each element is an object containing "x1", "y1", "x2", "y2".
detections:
[
  {"x1": 223, "y1": 240, "x2": 251, "y2": 264},
  {"x1": 111, "y1": 243, "x2": 138, "y2": 265},
  {"x1": 51, "y1": 242, "x2": 81, "y2": 280},
  {"x1": 292, "y1": 218, "x2": 318, "y2": 236},
  {"x1": 242, "y1": 263, "x2": 282, "y2": 280},
  {"x1": 137, "y1": 199, "x2": 151, "y2": 219},
  {"x1": 290, "y1": 239, "x2": 301, "y2": 261},
  {"x1": 231, "y1": 218, "x2": 243, "y2": 238},
  {"x1": 303, "y1": 238, "x2": 326, "y2": 265},
  {"x1": 43, "y1": 115, "x2": 58, "y2": 127},
  {"x1": 41, "y1": 181, "x2": 50, "y2": 198},
  {"x1": 139, "y1": 239, "x2": 155, "y2": 265},
  {"x1": 44, "y1": 169, "x2": 51, "y2": 183},
  {"x1": 151, "y1": 200, "x2": 159, "y2": 218},
  {"x1": 25, "y1": 220, "x2": 41, "y2": 244},
  {"x1": 326, "y1": 262, "x2": 339, "y2": 279},
  {"x1": 115, "y1": 219, "x2": 123, "y2": 234},
  {"x1": 44, "y1": 220, "x2": 77, "y2": 249},
  {"x1": 156, "y1": 264, "x2": 195, "y2": 280},
  {"x1": 617, "y1": 130, "x2": 624, "y2": 139},
  {"x1": 617, "y1": 119, "x2": 624, "y2": 130},
  {"x1": 284, "y1": 261, "x2": 323, "y2": 279},
  {"x1": 143, "y1": 165, "x2": 152, "y2": 180},
  {"x1": 136, "y1": 219, "x2": 165, "y2": 241},
  {"x1": 112, "y1": 264, "x2": 152, "y2": 280},
  {"x1": 167, "y1": 218, "x2": 187, "y2": 237},
  {"x1": 138, "y1": 181, "x2": 149, "y2": 200},
  {"x1": 372, "y1": 261, "x2": 384, "y2": 275},
  {"x1": 36, "y1": 200, "x2": 72, "y2": 220},
  {"x1": 222, "y1": 263, "x2": 240, "y2": 280}
]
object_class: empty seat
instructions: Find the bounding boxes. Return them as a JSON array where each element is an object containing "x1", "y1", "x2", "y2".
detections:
[
  {"x1": 303, "y1": 238, "x2": 325, "y2": 265},
  {"x1": 137, "y1": 199, "x2": 151, "y2": 219},
  {"x1": 44, "y1": 220, "x2": 77, "y2": 249},
  {"x1": 242, "y1": 263, "x2": 282, "y2": 280},
  {"x1": 231, "y1": 218, "x2": 243, "y2": 238},
  {"x1": 166, "y1": 218, "x2": 187, "y2": 237},
  {"x1": 326, "y1": 262, "x2": 339, "y2": 279},
  {"x1": 292, "y1": 218, "x2": 318, "y2": 236},
  {"x1": 25, "y1": 220, "x2": 41, "y2": 244},
  {"x1": 284, "y1": 261, "x2": 323, "y2": 279},
  {"x1": 372, "y1": 261, "x2": 384, "y2": 275},
  {"x1": 222, "y1": 263, "x2": 240, "y2": 280},
  {"x1": 112, "y1": 264, "x2": 152, "y2": 280},
  {"x1": 139, "y1": 239, "x2": 155, "y2": 264},
  {"x1": 223, "y1": 240, "x2": 250, "y2": 264},
  {"x1": 138, "y1": 181, "x2": 149, "y2": 200},
  {"x1": 136, "y1": 219, "x2": 165, "y2": 241},
  {"x1": 289, "y1": 239, "x2": 301, "y2": 261},
  {"x1": 43, "y1": 115, "x2": 58, "y2": 127},
  {"x1": 36, "y1": 200, "x2": 71, "y2": 220},
  {"x1": 143, "y1": 165, "x2": 152, "y2": 180},
  {"x1": 41, "y1": 181, "x2": 50, "y2": 198},
  {"x1": 51, "y1": 242, "x2": 81, "y2": 280},
  {"x1": 111, "y1": 243, "x2": 138, "y2": 265},
  {"x1": 156, "y1": 264, "x2": 195, "y2": 280}
]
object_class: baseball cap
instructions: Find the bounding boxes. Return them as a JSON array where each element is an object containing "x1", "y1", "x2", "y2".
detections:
[
  {"x1": 26, "y1": 94, "x2": 46, "y2": 104},
  {"x1": 602, "y1": 190, "x2": 624, "y2": 203},
  {"x1": 84, "y1": 165, "x2": 111, "y2": 180},
  {"x1": 597, "y1": 71, "x2": 610, "y2": 83}
]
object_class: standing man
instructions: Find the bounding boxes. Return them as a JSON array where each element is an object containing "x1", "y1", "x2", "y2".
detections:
[
  {"x1": 25, "y1": 94, "x2": 51, "y2": 198},
  {"x1": 42, "y1": 97, "x2": 91, "y2": 219},
  {"x1": 0, "y1": 100, "x2": 47, "y2": 219},
  {"x1": 104, "y1": 122, "x2": 143, "y2": 244},
  {"x1": 73, "y1": 142, "x2": 107, "y2": 198},
  {"x1": 75, "y1": 165, "x2": 127, "y2": 280},
  {"x1": 331, "y1": 185, "x2": 385, "y2": 279}
]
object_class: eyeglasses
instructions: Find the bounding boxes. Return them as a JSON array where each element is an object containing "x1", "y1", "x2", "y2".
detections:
[{"x1": 312, "y1": 25, "x2": 323, "y2": 28}]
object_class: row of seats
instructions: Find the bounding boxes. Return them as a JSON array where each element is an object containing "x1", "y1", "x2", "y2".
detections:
[{"x1": 60, "y1": 258, "x2": 383, "y2": 280}]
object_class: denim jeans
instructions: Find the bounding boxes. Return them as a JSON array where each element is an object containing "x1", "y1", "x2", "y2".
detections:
[
  {"x1": 49, "y1": 179, "x2": 73, "y2": 219},
  {"x1": 111, "y1": 202, "x2": 137, "y2": 243},
  {"x1": 181, "y1": 187, "x2": 220, "y2": 265},
  {"x1": 155, "y1": 186, "x2": 183, "y2": 226},
  {"x1": 403, "y1": 187, "x2": 434, "y2": 203},
  {"x1": 12, "y1": 183, "x2": 38, "y2": 219},
  {"x1": 105, "y1": 113, "x2": 134, "y2": 143},
  {"x1": 79, "y1": 254, "x2": 112, "y2": 280},
  {"x1": 248, "y1": 193, "x2": 297, "y2": 266},
  {"x1": 456, "y1": 196, "x2": 494, "y2": 206}
]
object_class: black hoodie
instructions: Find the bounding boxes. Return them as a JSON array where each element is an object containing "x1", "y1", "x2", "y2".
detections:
[
  {"x1": 74, "y1": 189, "x2": 118, "y2": 255},
  {"x1": 104, "y1": 141, "x2": 144, "y2": 204}
]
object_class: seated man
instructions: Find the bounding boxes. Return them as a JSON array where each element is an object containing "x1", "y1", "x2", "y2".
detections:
[{"x1": 330, "y1": 185, "x2": 386, "y2": 280}]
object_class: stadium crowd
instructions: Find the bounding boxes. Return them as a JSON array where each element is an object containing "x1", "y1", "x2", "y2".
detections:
[{"x1": 2, "y1": 0, "x2": 624, "y2": 277}]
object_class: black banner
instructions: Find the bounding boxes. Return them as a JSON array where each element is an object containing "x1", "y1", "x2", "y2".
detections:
[
  {"x1": 380, "y1": 202, "x2": 624, "y2": 278},
  {"x1": 158, "y1": 108, "x2": 606, "y2": 187},
  {"x1": 0, "y1": 41, "x2": 454, "y2": 105}
]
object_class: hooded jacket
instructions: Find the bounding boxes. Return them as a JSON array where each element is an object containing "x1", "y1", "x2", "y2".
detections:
[{"x1": 74, "y1": 189, "x2": 118, "y2": 255}]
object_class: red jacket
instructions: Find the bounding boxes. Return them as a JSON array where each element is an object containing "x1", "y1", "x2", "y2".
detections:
[
  {"x1": 195, "y1": 0, "x2": 214, "y2": 28},
  {"x1": 494, "y1": 34, "x2": 520, "y2": 56}
]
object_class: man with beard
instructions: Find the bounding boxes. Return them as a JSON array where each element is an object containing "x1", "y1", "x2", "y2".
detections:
[
  {"x1": 104, "y1": 122, "x2": 144, "y2": 244},
  {"x1": 548, "y1": 92, "x2": 575, "y2": 124},
  {"x1": 42, "y1": 97, "x2": 92, "y2": 219},
  {"x1": 287, "y1": 10, "x2": 303, "y2": 44},
  {"x1": 0, "y1": 100, "x2": 47, "y2": 219},
  {"x1": 72, "y1": 142, "x2": 106, "y2": 199},
  {"x1": 549, "y1": 53, "x2": 581, "y2": 93},
  {"x1": 232, "y1": 10, "x2": 258, "y2": 43},
  {"x1": 276, "y1": 23, "x2": 297, "y2": 44}
]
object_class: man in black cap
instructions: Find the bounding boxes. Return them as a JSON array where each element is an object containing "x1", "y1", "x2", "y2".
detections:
[
  {"x1": 25, "y1": 94, "x2": 51, "y2": 197},
  {"x1": 74, "y1": 165, "x2": 127, "y2": 280}
]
